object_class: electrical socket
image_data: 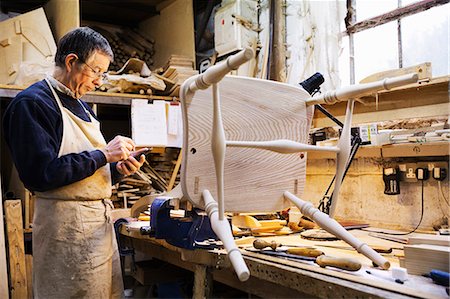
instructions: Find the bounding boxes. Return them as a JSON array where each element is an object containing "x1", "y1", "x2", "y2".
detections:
[
  {"x1": 402, "y1": 163, "x2": 417, "y2": 182},
  {"x1": 406, "y1": 168, "x2": 416, "y2": 179},
  {"x1": 398, "y1": 161, "x2": 448, "y2": 183}
]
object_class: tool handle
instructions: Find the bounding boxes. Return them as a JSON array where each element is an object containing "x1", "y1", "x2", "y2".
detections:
[
  {"x1": 372, "y1": 246, "x2": 393, "y2": 254},
  {"x1": 286, "y1": 248, "x2": 324, "y2": 258},
  {"x1": 315, "y1": 255, "x2": 361, "y2": 272},
  {"x1": 253, "y1": 239, "x2": 279, "y2": 250}
]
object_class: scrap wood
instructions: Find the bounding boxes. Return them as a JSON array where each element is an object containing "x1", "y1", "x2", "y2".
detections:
[
  {"x1": 232, "y1": 215, "x2": 261, "y2": 229},
  {"x1": 105, "y1": 73, "x2": 166, "y2": 91}
]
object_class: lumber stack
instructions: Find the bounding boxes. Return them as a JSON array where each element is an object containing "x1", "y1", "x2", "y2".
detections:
[
  {"x1": 111, "y1": 148, "x2": 181, "y2": 208},
  {"x1": 91, "y1": 26, "x2": 155, "y2": 71},
  {"x1": 404, "y1": 244, "x2": 449, "y2": 275},
  {"x1": 156, "y1": 55, "x2": 198, "y2": 97},
  {"x1": 159, "y1": 55, "x2": 198, "y2": 84},
  {"x1": 403, "y1": 234, "x2": 450, "y2": 275}
]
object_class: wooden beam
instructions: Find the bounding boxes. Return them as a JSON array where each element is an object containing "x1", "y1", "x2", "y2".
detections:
[
  {"x1": 0, "y1": 179, "x2": 9, "y2": 299},
  {"x1": 269, "y1": 0, "x2": 287, "y2": 82},
  {"x1": 346, "y1": 0, "x2": 449, "y2": 34},
  {"x1": 167, "y1": 149, "x2": 182, "y2": 192},
  {"x1": 4, "y1": 200, "x2": 27, "y2": 299}
]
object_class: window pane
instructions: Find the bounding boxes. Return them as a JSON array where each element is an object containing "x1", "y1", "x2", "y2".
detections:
[
  {"x1": 402, "y1": 4, "x2": 449, "y2": 77},
  {"x1": 338, "y1": 35, "x2": 351, "y2": 86},
  {"x1": 401, "y1": 0, "x2": 422, "y2": 6},
  {"x1": 356, "y1": 0, "x2": 397, "y2": 22},
  {"x1": 354, "y1": 22, "x2": 399, "y2": 82}
]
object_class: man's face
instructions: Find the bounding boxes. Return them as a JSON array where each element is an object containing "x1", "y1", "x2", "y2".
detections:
[{"x1": 69, "y1": 51, "x2": 110, "y2": 98}]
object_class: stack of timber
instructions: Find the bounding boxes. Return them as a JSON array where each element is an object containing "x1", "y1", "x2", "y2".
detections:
[
  {"x1": 111, "y1": 148, "x2": 181, "y2": 208},
  {"x1": 145, "y1": 148, "x2": 181, "y2": 190},
  {"x1": 96, "y1": 55, "x2": 197, "y2": 97},
  {"x1": 403, "y1": 235, "x2": 450, "y2": 275},
  {"x1": 91, "y1": 26, "x2": 155, "y2": 71},
  {"x1": 156, "y1": 55, "x2": 198, "y2": 97}
]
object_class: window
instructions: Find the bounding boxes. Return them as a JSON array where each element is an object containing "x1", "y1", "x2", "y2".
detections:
[{"x1": 340, "y1": 0, "x2": 449, "y2": 85}]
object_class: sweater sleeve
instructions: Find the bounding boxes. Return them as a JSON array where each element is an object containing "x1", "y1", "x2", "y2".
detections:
[{"x1": 3, "y1": 95, "x2": 108, "y2": 192}]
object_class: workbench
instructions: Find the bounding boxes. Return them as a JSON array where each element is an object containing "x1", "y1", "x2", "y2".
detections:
[{"x1": 120, "y1": 224, "x2": 447, "y2": 298}]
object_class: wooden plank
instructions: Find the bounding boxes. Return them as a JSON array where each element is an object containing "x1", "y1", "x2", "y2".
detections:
[
  {"x1": 25, "y1": 255, "x2": 32, "y2": 299},
  {"x1": 404, "y1": 244, "x2": 450, "y2": 275},
  {"x1": 4, "y1": 200, "x2": 28, "y2": 299},
  {"x1": 182, "y1": 76, "x2": 313, "y2": 213},
  {"x1": 241, "y1": 252, "x2": 438, "y2": 299},
  {"x1": 346, "y1": 0, "x2": 449, "y2": 34},
  {"x1": 0, "y1": 85, "x2": 176, "y2": 105},
  {"x1": 381, "y1": 142, "x2": 449, "y2": 158},
  {"x1": 193, "y1": 265, "x2": 212, "y2": 299},
  {"x1": 44, "y1": 0, "x2": 80, "y2": 42},
  {"x1": 313, "y1": 76, "x2": 449, "y2": 127},
  {"x1": 167, "y1": 149, "x2": 182, "y2": 192},
  {"x1": 0, "y1": 8, "x2": 57, "y2": 84},
  {"x1": 408, "y1": 235, "x2": 450, "y2": 246},
  {"x1": 359, "y1": 63, "x2": 432, "y2": 84},
  {"x1": 0, "y1": 179, "x2": 9, "y2": 299}
]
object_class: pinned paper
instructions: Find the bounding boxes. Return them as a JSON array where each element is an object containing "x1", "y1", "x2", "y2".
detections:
[
  {"x1": 131, "y1": 99, "x2": 168, "y2": 147},
  {"x1": 131, "y1": 99, "x2": 183, "y2": 148}
]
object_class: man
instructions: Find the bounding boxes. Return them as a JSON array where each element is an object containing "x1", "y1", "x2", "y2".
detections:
[{"x1": 3, "y1": 27, "x2": 146, "y2": 298}]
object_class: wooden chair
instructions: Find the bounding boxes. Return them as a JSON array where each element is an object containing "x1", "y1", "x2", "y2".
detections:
[{"x1": 133, "y1": 48, "x2": 418, "y2": 281}]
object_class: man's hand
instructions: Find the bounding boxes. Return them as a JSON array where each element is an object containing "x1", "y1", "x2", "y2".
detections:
[
  {"x1": 116, "y1": 148, "x2": 148, "y2": 176},
  {"x1": 101, "y1": 136, "x2": 135, "y2": 163}
]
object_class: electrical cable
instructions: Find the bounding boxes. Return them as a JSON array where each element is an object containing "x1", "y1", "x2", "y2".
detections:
[
  {"x1": 437, "y1": 180, "x2": 449, "y2": 217},
  {"x1": 373, "y1": 180, "x2": 425, "y2": 236},
  {"x1": 438, "y1": 180, "x2": 449, "y2": 206}
]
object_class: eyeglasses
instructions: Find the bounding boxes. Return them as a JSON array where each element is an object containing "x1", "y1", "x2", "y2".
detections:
[{"x1": 76, "y1": 56, "x2": 107, "y2": 80}]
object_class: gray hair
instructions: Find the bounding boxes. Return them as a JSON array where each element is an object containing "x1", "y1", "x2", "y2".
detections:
[{"x1": 54, "y1": 27, "x2": 114, "y2": 67}]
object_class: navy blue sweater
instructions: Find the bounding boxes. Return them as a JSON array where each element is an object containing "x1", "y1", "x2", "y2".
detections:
[{"x1": 3, "y1": 80, "x2": 122, "y2": 192}]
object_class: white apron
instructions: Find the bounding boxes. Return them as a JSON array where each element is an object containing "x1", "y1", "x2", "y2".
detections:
[{"x1": 32, "y1": 79, "x2": 123, "y2": 298}]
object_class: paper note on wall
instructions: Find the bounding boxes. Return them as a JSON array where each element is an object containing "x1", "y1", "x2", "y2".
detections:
[
  {"x1": 167, "y1": 104, "x2": 182, "y2": 148},
  {"x1": 131, "y1": 99, "x2": 168, "y2": 147},
  {"x1": 131, "y1": 99, "x2": 183, "y2": 148}
]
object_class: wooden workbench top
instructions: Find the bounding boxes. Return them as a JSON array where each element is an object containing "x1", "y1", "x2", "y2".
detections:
[{"x1": 121, "y1": 223, "x2": 447, "y2": 298}]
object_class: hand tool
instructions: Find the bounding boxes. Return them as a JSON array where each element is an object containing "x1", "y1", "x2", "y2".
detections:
[
  {"x1": 245, "y1": 248, "x2": 362, "y2": 271},
  {"x1": 253, "y1": 239, "x2": 312, "y2": 250},
  {"x1": 315, "y1": 244, "x2": 393, "y2": 254},
  {"x1": 253, "y1": 239, "x2": 322, "y2": 257}
]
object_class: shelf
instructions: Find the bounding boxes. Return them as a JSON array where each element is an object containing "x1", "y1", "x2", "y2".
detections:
[
  {"x1": 313, "y1": 76, "x2": 450, "y2": 128},
  {"x1": 307, "y1": 141, "x2": 450, "y2": 160},
  {"x1": 0, "y1": 0, "x2": 172, "y2": 26},
  {"x1": 0, "y1": 84, "x2": 175, "y2": 106}
]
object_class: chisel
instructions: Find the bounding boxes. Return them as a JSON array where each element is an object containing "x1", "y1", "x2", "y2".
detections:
[
  {"x1": 315, "y1": 244, "x2": 393, "y2": 254},
  {"x1": 245, "y1": 248, "x2": 362, "y2": 271},
  {"x1": 253, "y1": 239, "x2": 315, "y2": 250}
]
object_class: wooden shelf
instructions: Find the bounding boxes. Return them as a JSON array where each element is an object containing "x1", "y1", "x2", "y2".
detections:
[
  {"x1": 307, "y1": 141, "x2": 450, "y2": 159},
  {"x1": 313, "y1": 76, "x2": 450, "y2": 128},
  {"x1": 0, "y1": 84, "x2": 175, "y2": 106}
]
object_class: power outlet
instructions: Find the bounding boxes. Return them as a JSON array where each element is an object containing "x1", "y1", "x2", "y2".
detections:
[
  {"x1": 400, "y1": 161, "x2": 449, "y2": 183},
  {"x1": 421, "y1": 161, "x2": 449, "y2": 181},
  {"x1": 402, "y1": 163, "x2": 417, "y2": 182}
]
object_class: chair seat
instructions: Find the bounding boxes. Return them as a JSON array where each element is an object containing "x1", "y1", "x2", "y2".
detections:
[{"x1": 181, "y1": 75, "x2": 314, "y2": 213}]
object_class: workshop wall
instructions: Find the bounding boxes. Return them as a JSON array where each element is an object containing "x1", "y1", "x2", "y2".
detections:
[
  {"x1": 285, "y1": 0, "x2": 345, "y2": 89},
  {"x1": 304, "y1": 158, "x2": 449, "y2": 231},
  {"x1": 257, "y1": 0, "x2": 345, "y2": 89}
]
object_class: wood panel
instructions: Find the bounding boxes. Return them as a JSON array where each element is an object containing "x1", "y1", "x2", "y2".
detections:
[
  {"x1": 138, "y1": 0, "x2": 195, "y2": 68},
  {"x1": 0, "y1": 84, "x2": 174, "y2": 105},
  {"x1": 181, "y1": 76, "x2": 313, "y2": 212},
  {"x1": 4, "y1": 200, "x2": 27, "y2": 299},
  {"x1": 0, "y1": 179, "x2": 9, "y2": 299}
]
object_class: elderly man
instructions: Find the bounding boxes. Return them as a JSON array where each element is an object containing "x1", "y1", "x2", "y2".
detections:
[{"x1": 3, "y1": 27, "x2": 146, "y2": 298}]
